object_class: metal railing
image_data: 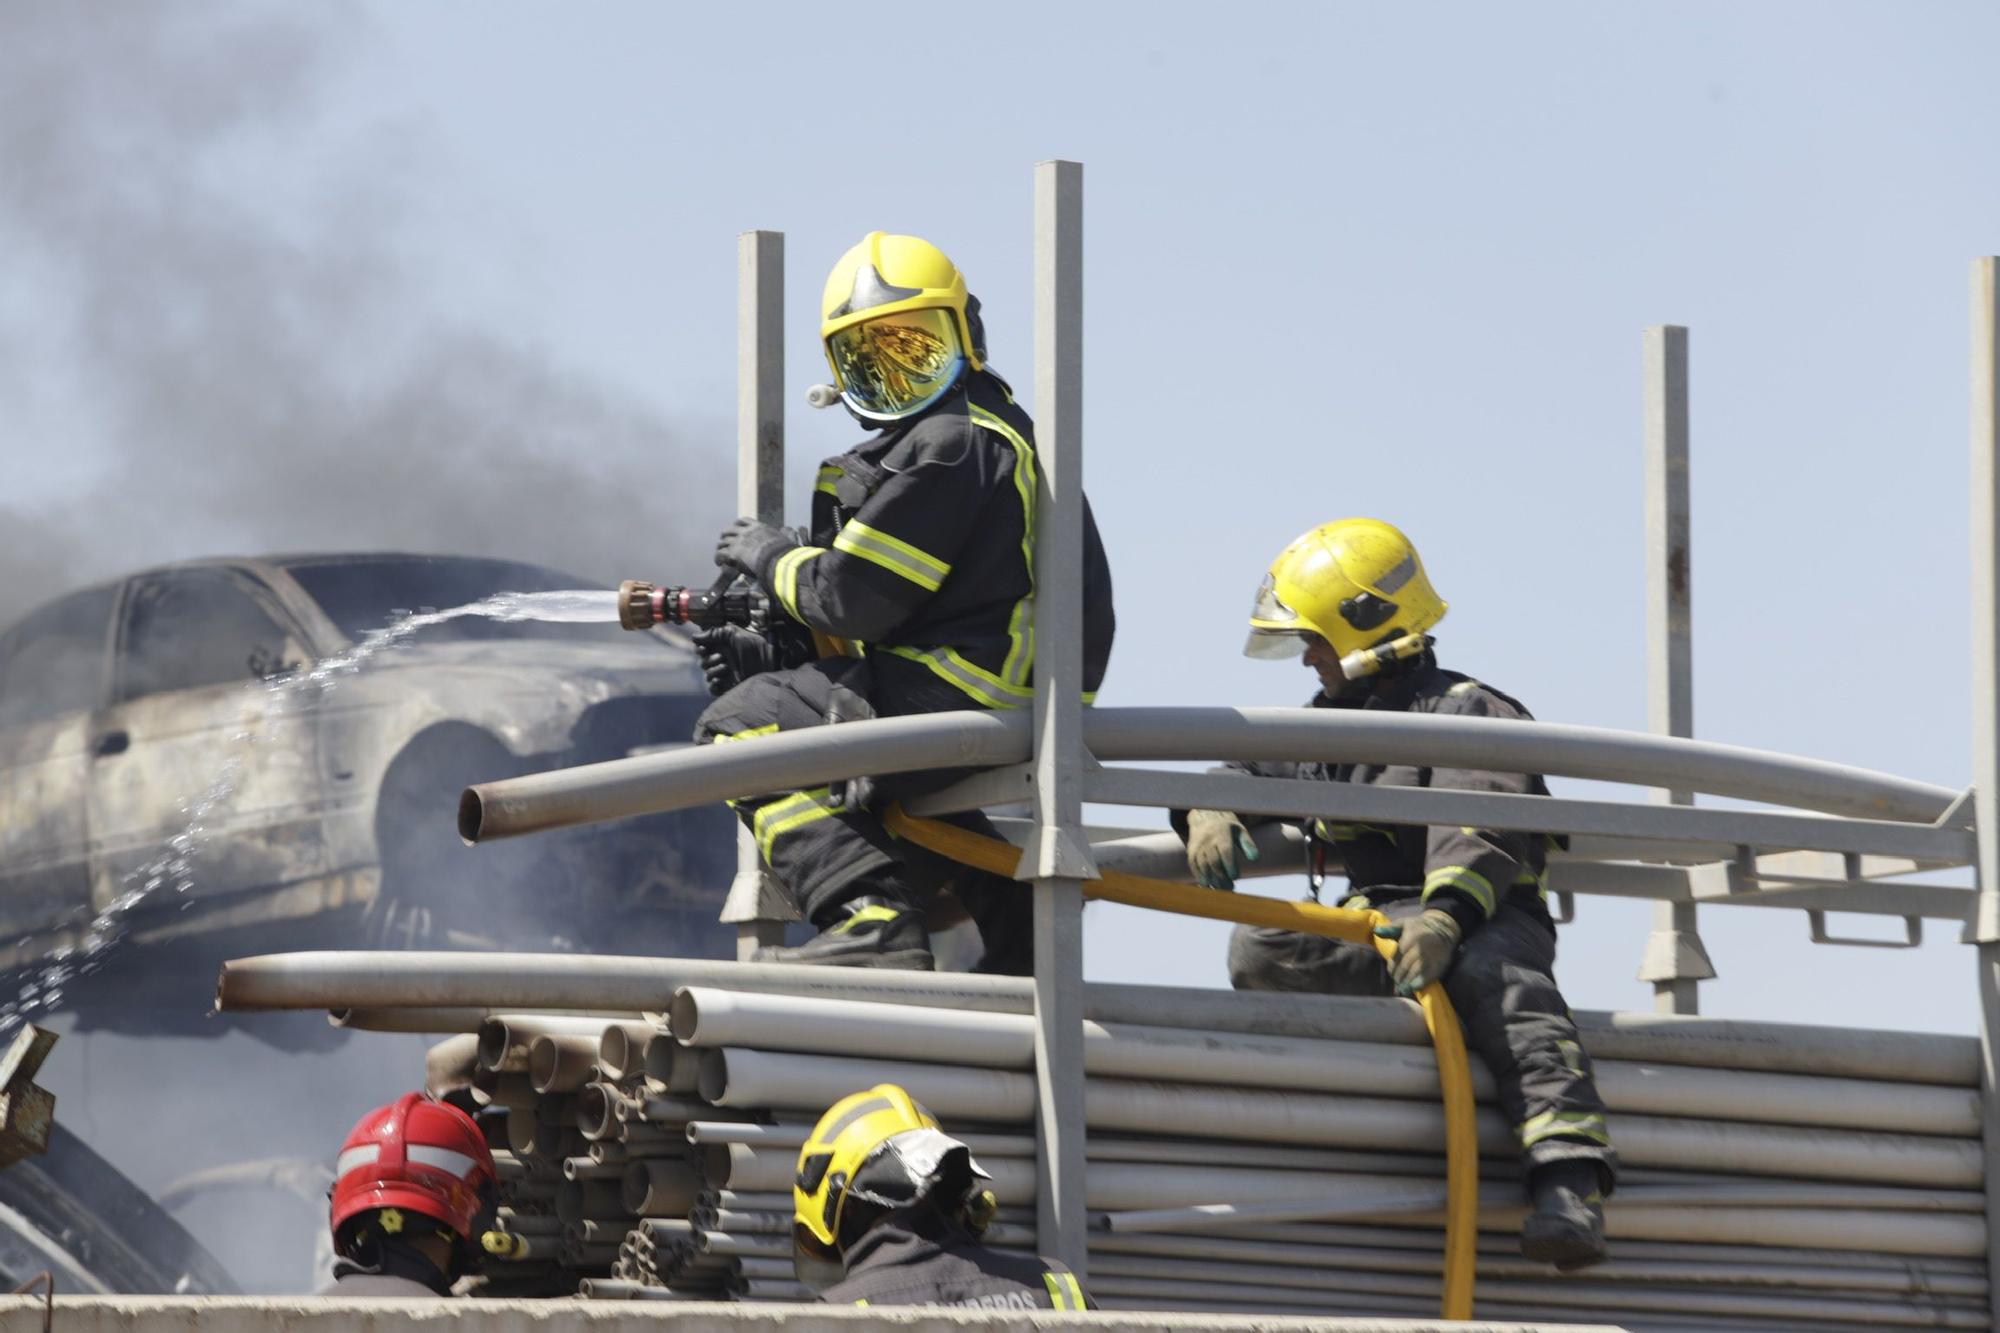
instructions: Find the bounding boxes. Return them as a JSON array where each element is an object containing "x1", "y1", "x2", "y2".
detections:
[{"x1": 446, "y1": 174, "x2": 2000, "y2": 1321}]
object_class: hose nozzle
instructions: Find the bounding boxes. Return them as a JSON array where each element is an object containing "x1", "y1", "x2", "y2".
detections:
[{"x1": 617, "y1": 579, "x2": 660, "y2": 631}]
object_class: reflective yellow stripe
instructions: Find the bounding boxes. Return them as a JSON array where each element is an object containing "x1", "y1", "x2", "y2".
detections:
[
  {"x1": 773, "y1": 546, "x2": 824, "y2": 621},
  {"x1": 1519, "y1": 1109, "x2": 1612, "y2": 1148},
  {"x1": 830, "y1": 903, "x2": 902, "y2": 935},
  {"x1": 1423, "y1": 865, "x2": 1497, "y2": 917},
  {"x1": 1041, "y1": 1270, "x2": 1083, "y2": 1309},
  {"x1": 832, "y1": 520, "x2": 951, "y2": 592},
  {"x1": 881, "y1": 644, "x2": 1035, "y2": 710},
  {"x1": 753, "y1": 787, "x2": 839, "y2": 862},
  {"x1": 712, "y1": 722, "x2": 779, "y2": 744},
  {"x1": 969, "y1": 405, "x2": 1039, "y2": 690},
  {"x1": 816, "y1": 464, "x2": 844, "y2": 496}
]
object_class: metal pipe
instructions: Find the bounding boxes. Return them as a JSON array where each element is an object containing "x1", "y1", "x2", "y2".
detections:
[
  {"x1": 669, "y1": 987, "x2": 1979, "y2": 1135},
  {"x1": 699, "y1": 1048, "x2": 1980, "y2": 1186},
  {"x1": 623, "y1": 1158, "x2": 700, "y2": 1217},
  {"x1": 575, "y1": 1082, "x2": 631, "y2": 1142},
  {"x1": 1091, "y1": 1232, "x2": 1986, "y2": 1297},
  {"x1": 596, "y1": 1023, "x2": 658, "y2": 1082},
  {"x1": 528, "y1": 1034, "x2": 600, "y2": 1095},
  {"x1": 423, "y1": 1033, "x2": 478, "y2": 1099},
  {"x1": 554, "y1": 1180, "x2": 623, "y2": 1226},
  {"x1": 469, "y1": 1068, "x2": 535, "y2": 1109},
  {"x1": 459, "y1": 706, "x2": 1957, "y2": 845},
  {"x1": 460, "y1": 710, "x2": 1027, "y2": 843},
  {"x1": 475, "y1": 1014, "x2": 617, "y2": 1074},
  {"x1": 1086, "y1": 1259, "x2": 1988, "y2": 1328},
  {"x1": 222, "y1": 951, "x2": 1980, "y2": 1085}
]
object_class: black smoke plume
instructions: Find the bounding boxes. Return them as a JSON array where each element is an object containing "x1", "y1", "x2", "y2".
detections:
[{"x1": 0, "y1": 3, "x2": 727, "y2": 629}]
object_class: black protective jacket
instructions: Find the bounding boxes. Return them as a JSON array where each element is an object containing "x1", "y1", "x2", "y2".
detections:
[
  {"x1": 316, "y1": 1242, "x2": 454, "y2": 1297},
  {"x1": 1207, "y1": 657, "x2": 1557, "y2": 935},
  {"x1": 740, "y1": 371, "x2": 1115, "y2": 710},
  {"x1": 819, "y1": 1210, "x2": 1091, "y2": 1310}
]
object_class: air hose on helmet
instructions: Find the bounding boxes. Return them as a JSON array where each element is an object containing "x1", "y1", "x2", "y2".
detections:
[{"x1": 879, "y1": 803, "x2": 1481, "y2": 1321}]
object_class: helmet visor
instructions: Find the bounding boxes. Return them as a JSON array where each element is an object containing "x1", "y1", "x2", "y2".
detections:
[
  {"x1": 827, "y1": 308, "x2": 965, "y2": 420},
  {"x1": 1244, "y1": 573, "x2": 1316, "y2": 659}
]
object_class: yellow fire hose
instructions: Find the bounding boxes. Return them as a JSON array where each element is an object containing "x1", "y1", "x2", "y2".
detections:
[{"x1": 882, "y1": 804, "x2": 1480, "y2": 1320}]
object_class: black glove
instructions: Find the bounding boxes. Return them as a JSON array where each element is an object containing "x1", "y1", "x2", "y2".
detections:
[
  {"x1": 714, "y1": 517, "x2": 795, "y2": 582},
  {"x1": 693, "y1": 625, "x2": 776, "y2": 697}
]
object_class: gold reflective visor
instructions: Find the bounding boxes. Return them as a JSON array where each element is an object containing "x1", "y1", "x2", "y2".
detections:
[{"x1": 826, "y1": 308, "x2": 965, "y2": 420}]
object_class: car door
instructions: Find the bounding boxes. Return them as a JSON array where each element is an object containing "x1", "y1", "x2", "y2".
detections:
[
  {"x1": 86, "y1": 568, "x2": 328, "y2": 914},
  {"x1": 0, "y1": 586, "x2": 117, "y2": 939}
]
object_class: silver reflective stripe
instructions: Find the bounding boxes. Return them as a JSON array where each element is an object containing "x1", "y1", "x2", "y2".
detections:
[
  {"x1": 1376, "y1": 551, "x2": 1418, "y2": 594},
  {"x1": 334, "y1": 1144, "x2": 381, "y2": 1179},
  {"x1": 817, "y1": 1095, "x2": 897, "y2": 1145},
  {"x1": 407, "y1": 1144, "x2": 481, "y2": 1179}
]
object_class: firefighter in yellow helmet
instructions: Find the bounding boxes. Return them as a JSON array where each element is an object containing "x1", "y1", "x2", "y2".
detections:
[
  {"x1": 792, "y1": 1084, "x2": 1090, "y2": 1309},
  {"x1": 697, "y1": 233, "x2": 1116, "y2": 972},
  {"x1": 1178, "y1": 518, "x2": 1617, "y2": 1271}
]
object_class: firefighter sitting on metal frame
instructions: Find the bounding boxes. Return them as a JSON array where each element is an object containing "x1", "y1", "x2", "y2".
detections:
[
  {"x1": 793, "y1": 1082, "x2": 1091, "y2": 1309},
  {"x1": 1175, "y1": 517, "x2": 1618, "y2": 1271},
  {"x1": 695, "y1": 230, "x2": 1116, "y2": 973}
]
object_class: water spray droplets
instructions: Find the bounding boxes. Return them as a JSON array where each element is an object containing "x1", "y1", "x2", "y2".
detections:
[{"x1": 0, "y1": 589, "x2": 616, "y2": 1031}]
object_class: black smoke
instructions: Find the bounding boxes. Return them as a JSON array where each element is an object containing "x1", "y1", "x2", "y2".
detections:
[{"x1": 0, "y1": 3, "x2": 727, "y2": 629}]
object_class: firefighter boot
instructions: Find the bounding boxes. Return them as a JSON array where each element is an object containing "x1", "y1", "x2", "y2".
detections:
[
  {"x1": 1521, "y1": 1160, "x2": 1606, "y2": 1271},
  {"x1": 754, "y1": 897, "x2": 935, "y2": 971}
]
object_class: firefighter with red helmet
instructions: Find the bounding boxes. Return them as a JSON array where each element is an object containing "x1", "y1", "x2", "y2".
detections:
[{"x1": 318, "y1": 1092, "x2": 498, "y2": 1297}]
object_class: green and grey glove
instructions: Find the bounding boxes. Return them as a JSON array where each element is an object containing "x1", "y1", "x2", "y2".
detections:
[
  {"x1": 1186, "y1": 809, "x2": 1259, "y2": 891},
  {"x1": 1374, "y1": 908, "x2": 1463, "y2": 996}
]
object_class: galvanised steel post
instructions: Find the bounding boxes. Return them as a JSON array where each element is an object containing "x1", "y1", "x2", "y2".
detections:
[
  {"x1": 1969, "y1": 256, "x2": 2000, "y2": 1330},
  {"x1": 1638, "y1": 325, "x2": 1714, "y2": 1013},
  {"x1": 720, "y1": 229, "x2": 798, "y2": 957},
  {"x1": 1024, "y1": 159, "x2": 1096, "y2": 1277}
]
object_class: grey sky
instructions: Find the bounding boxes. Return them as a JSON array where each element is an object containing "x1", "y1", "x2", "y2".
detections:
[{"x1": 8, "y1": 2, "x2": 2000, "y2": 1032}]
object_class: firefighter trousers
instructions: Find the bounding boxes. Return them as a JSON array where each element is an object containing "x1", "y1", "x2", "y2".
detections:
[
  {"x1": 1228, "y1": 894, "x2": 1616, "y2": 1182},
  {"x1": 693, "y1": 657, "x2": 1032, "y2": 974}
]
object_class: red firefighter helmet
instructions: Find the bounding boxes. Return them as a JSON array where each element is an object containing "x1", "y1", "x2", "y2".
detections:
[{"x1": 330, "y1": 1092, "x2": 496, "y2": 1243}]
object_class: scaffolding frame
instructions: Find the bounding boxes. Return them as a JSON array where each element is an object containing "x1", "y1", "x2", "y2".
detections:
[{"x1": 452, "y1": 173, "x2": 2000, "y2": 1319}]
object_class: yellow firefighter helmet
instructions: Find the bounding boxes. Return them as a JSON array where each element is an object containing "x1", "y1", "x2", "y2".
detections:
[
  {"x1": 1245, "y1": 517, "x2": 1448, "y2": 664},
  {"x1": 820, "y1": 232, "x2": 982, "y2": 422},
  {"x1": 791, "y1": 1083, "x2": 994, "y2": 1287}
]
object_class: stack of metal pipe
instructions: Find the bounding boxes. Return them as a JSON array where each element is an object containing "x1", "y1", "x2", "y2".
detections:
[{"x1": 317, "y1": 957, "x2": 1986, "y2": 1326}]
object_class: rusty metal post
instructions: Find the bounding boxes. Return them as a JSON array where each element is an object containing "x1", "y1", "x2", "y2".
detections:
[
  {"x1": 719, "y1": 230, "x2": 799, "y2": 957},
  {"x1": 1638, "y1": 325, "x2": 1715, "y2": 1013}
]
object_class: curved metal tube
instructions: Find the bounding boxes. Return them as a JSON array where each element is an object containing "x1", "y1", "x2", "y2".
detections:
[{"x1": 459, "y1": 706, "x2": 1957, "y2": 844}]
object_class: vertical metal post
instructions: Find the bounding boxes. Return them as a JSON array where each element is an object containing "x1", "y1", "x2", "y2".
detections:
[
  {"x1": 1968, "y1": 257, "x2": 2000, "y2": 1326},
  {"x1": 1023, "y1": 159, "x2": 1094, "y2": 1278},
  {"x1": 719, "y1": 230, "x2": 798, "y2": 957},
  {"x1": 1637, "y1": 325, "x2": 1715, "y2": 1013}
]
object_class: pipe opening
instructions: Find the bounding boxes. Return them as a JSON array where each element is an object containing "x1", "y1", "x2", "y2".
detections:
[{"x1": 457, "y1": 788, "x2": 485, "y2": 844}]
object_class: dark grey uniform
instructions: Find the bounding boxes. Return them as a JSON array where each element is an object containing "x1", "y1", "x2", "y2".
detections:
[
  {"x1": 1198, "y1": 658, "x2": 1615, "y2": 1180},
  {"x1": 820, "y1": 1211, "x2": 1091, "y2": 1310},
  {"x1": 696, "y1": 370, "x2": 1115, "y2": 957}
]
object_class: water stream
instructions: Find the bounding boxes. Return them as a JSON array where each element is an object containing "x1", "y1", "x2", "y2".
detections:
[{"x1": 0, "y1": 589, "x2": 623, "y2": 1031}]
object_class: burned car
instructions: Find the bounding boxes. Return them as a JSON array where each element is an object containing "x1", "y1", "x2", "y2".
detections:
[{"x1": 0, "y1": 554, "x2": 733, "y2": 1031}]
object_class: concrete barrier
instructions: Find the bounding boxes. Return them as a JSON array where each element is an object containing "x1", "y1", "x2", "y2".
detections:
[{"x1": 0, "y1": 1297, "x2": 1626, "y2": 1332}]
